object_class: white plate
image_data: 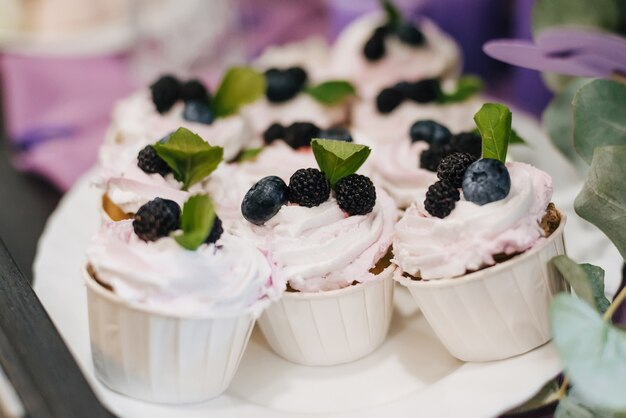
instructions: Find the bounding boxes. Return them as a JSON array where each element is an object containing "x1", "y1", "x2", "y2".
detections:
[{"x1": 33, "y1": 113, "x2": 621, "y2": 417}]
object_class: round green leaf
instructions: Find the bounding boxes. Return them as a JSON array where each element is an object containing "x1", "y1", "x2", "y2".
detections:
[
  {"x1": 551, "y1": 294, "x2": 626, "y2": 411},
  {"x1": 532, "y1": 0, "x2": 623, "y2": 36}
]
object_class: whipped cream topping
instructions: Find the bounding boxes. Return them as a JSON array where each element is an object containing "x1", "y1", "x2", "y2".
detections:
[
  {"x1": 103, "y1": 90, "x2": 252, "y2": 162},
  {"x1": 393, "y1": 162, "x2": 553, "y2": 280},
  {"x1": 331, "y1": 14, "x2": 461, "y2": 99},
  {"x1": 87, "y1": 220, "x2": 282, "y2": 318},
  {"x1": 241, "y1": 94, "x2": 348, "y2": 138},
  {"x1": 352, "y1": 96, "x2": 483, "y2": 146},
  {"x1": 370, "y1": 139, "x2": 437, "y2": 209},
  {"x1": 236, "y1": 190, "x2": 397, "y2": 293}
]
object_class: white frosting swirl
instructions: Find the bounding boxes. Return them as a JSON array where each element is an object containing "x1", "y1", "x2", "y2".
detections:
[
  {"x1": 331, "y1": 14, "x2": 461, "y2": 99},
  {"x1": 87, "y1": 220, "x2": 281, "y2": 318},
  {"x1": 370, "y1": 139, "x2": 437, "y2": 209},
  {"x1": 102, "y1": 90, "x2": 252, "y2": 162},
  {"x1": 393, "y1": 162, "x2": 553, "y2": 280},
  {"x1": 236, "y1": 191, "x2": 397, "y2": 293}
]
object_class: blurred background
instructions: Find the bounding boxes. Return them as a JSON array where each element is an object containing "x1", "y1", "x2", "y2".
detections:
[{"x1": 0, "y1": 0, "x2": 550, "y2": 278}]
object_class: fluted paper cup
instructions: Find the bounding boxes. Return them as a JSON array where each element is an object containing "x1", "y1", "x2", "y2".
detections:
[
  {"x1": 257, "y1": 264, "x2": 395, "y2": 366},
  {"x1": 395, "y1": 215, "x2": 568, "y2": 362},
  {"x1": 83, "y1": 267, "x2": 255, "y2": 403}
]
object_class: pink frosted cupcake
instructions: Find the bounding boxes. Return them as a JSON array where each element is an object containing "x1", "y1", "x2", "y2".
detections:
[
  {"x1": 392, "y1": 104, "x2": 568, "y2": 361},
  {"x1": 85, "y1": 194, "x2": 283, "y2": 402},
  {"x1": 237, "y1": 139, "x2": 397, "y2": 365}
]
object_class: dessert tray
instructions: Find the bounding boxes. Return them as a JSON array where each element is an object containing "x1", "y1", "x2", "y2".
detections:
[{"x1": 33, "y1": 113, "x2": 621, "y2": 417}]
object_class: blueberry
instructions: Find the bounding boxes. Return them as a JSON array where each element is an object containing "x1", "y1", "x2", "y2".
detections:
[
  {"x1": 319, "y1": 127, "x2": 353, "y2": 142},
  {"x1": 183, "y1": 100, "x2": 214, "y2": 124},
  {"x1": 410, "y1": 120, "x2": 451, "y2": 144},
  {"x1": 241, "y1": 176, "x2": 289, "y2": 225},
  {"x1": 462, "y1": 159, "x2": 511, "y2": 205},
  {"x1": 376, "y1": 87, "x2": 404, "y2": 113},
  {"x1": 265, "y1": 68, "x2": 301, "y2": 103},
  {"x1": 396, "y1": 22, "x2": 425, "y2": 46}
]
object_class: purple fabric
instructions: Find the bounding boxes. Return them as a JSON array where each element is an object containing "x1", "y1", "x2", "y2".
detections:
[{"x1": 1, "y1": 53, "x2": 137, "y2": 190}]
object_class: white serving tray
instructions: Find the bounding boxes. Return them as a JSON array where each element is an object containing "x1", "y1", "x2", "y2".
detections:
[{"x1": 33, "y1": 113, "x2": 621, "y2": 417}]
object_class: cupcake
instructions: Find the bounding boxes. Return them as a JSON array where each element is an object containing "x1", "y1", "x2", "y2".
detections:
[
  {"x1": 102, "y1": 67, "x2": 264, "y2": 164},
  {"x1": 237, "y1": 139, "x2": 397, "y2": 366},
  {"x1": 330, "y1": 3, "x2": 460, "y2": 99},
  {"x1": 369, "y1": 119, "x2": 483, "y2": 210},
  {"x1": 85, "y1": 194, "x2": 283, "y2": 403},
  {"x1": 392, "y1": 104, "x2": 568, "y2": 361},
  {"x1": 241, "y1": 64, "x2": 355, "y2": 142}
]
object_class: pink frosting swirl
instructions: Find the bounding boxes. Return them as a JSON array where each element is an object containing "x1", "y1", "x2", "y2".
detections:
[{"x1": 392, "y1": 162, "x2": 553, "y2": 280}]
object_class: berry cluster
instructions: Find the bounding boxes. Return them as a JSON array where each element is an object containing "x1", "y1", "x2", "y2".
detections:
[
  {"x1": 409, "y1": 120, "x2": 482, "y2": 172},
  {"x1": 376, "y1": 79, "x2": 440, "y2": 113},
  {"x1": 263, "y1": 123, "x2": 352, "y2": 149},
  {"x1": 132, "y1": 198, "x2": 223, "y2": 244},
  {"x1": 363, "y1": 22, "x2": 425, "y2": 62},
  {"x1": 241, "y1": 169, "x2": 376, "y2": 225},
  {"x1": 265, "y1": 67, "x2": 308, "y2": 103},
  {"x1": 150, "y1": 75, "x2": 213, "y2": 124}
]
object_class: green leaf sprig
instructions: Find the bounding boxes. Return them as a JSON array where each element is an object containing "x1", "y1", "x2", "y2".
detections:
[
  {"x1": 311, "y1": 139, "x2": 371, "y2": 187},
  {"x1": 212, "y1": 67, "x2": 266, "y2": 118},
  {"x1": 381, "y1": 0, "x2": 401, "y2": 28},
  {"x1": 305, "y1": 80, "x2": 356, "y2": 105},
  {"x1": 153, "y1": 127, "x2": 223, "y2": 191},
  {"x1": 234, "y1": 147, "x2": 263, "y2": 163},
  {"x1": 473, "y1": 102, "x2": 527, "y2": 162},
  {"x1": 173, "y1": 194, "x2": 216, "y2": 250},
  {"x1": 437, "y1": 75, "x2": 483, "y2": 104}
]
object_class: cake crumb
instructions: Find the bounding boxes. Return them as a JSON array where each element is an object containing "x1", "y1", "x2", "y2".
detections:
[{"x1": 540, "y1": 203, "x2": 561, "y2": 236}]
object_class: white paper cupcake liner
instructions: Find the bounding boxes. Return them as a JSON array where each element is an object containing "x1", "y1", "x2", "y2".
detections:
[
  {"x1": 257, "y1": 264, "x2": 395, "y2": 366},
  {"x1": 395, "y1": 215, "x2": 568, "y2": 362},
  {"x1": 83, "y1": 268, "x2": 255, "y2": 403}
]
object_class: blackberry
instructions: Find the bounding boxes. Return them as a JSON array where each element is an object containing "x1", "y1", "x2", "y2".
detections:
[
  {"x1": 133, "y1": 198, "x2": 181, "y2": 242},
  {"x1": 335, "y1": 174, "x2": 376, "y2": 216},
  {"x1": 410, "y1": 120, "x2": 451, "y2": 144},
  {"x1": 396, "y1": 22, "x2": 425, "y2": 46},
  {"x1": 180, "y1": 79, "x2": 210, "y2": 103},
  {"x1": 419, "y1": 142, "x2": 451, "y2": 172},
  {"x1": 288, "y1": 168, "x2": 330, "y2": 207},
  {"x1": 205, "y1": 216, "x2": 223, "y2": 244},
  {"x1": 363, "y1": 30, "x2": 386, "y2": 61},
  {"x1": 376, "y1": 87, "x2": 404, "y2": 113},
  {"x1": 286, "y1": 67, "x2": 308, "y2": 88},
  {"x1": 150, "y1": 75, "x2": 181, "y2": 113},
  {"x1": 450, "y1": 132, "x2": 482, "y2": 159},
  {"x1": 437, "y1": 152, "x2": 476, "y2": 188},
  {"x1": 284, "y1": 122, "x2": 321, "y2": 149},
  {"x1": 265, "y1": 68, "x2": 301, "y2": 103},
  {"x1": 319, "y1": 127, "x2": 352, "y2": 142},
  {"x1": 137, "y1": 145, "x2": 171, "y2": 176},
  {"x1": 263, "y1": 123, "x2": 285, "y2": 144},
  {"x1": 407, "y1": 79, "x2": 441, "y2": 103},
  {"x1": 424, "y1": 180, "x2": 459, "y2": 219}
]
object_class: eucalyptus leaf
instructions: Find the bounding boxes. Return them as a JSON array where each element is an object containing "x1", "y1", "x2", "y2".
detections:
[
  {"x1": 212, "y1": 67, "x2": 265, "y2": 118},
  {"x1": 153, "y1": 127, "x2": 223, "y2": 190},
  {"x1": 473, "y1": 103, "x2": 512, "y2": 163},
  {"x1": 543, "y1": 78, "x2": 590, "y2": 168},
  {"x1": 438, "y1": 75, "x2": 482, "y2": 104},
  {"x1": 551, "y1": 294, "x2": 626, "y2": 411},
  {"x1": 311, "y1": 139, "x2": 371, "y2": 186},
  {"x1": 566, "y1": 386, "x2": 626, "y2": 418},
  {"x1": 305, "y1": 81, "x2": 356, "y2": 105},
  {"x1": 532, "y1": 0, "x2": 623, "y2": 37},
  {"x1": 573, "y1": 79, "x2": 626, "y2": 164},
  {"x1": 551, "y1": 256, "x2": 610, "y2": 313},
  {"x1": 574, "y1": 145, "x2": 626, "y2": 259},
  {"x1": 506, "y1": 379, "x2": 561, "y2": 414},
  {"x1": 173, "y1": 194, "x2": 216, "y2": 250},
  {"x1": 381, "y1": 0, "x2": 401, "y2": 27},
  {"x1": 555, "y1": 395, "x2": 596, "y2": 418}
]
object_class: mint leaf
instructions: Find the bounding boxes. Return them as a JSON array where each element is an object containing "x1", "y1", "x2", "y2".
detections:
[
  {"x1": 381, "y1": 0, "x2": 401, "y2": 27},
  {"x1": 173, "y1": 194, "x2": 216, "y2": 250},
  {"x1": 311, "y1": 139, "x2": 371, "y2": 186},
  {"x1": 305, "y1": 81, "x2": 356, "y2": 105},
  {"x1": 438, "y1": 75, "x2": 482, "y2": 104},
  {"x1": 212, "y1": 67, "x2": 265, "y2": 118},
  {"x1": 473, "y1": 102, "x2": 512, "y2": 162},
  {"x1": 509, "y1": 128, "x2": 527, "y2": 145},
  {"x1": 153, "y1": 127, "x2": 223, "y2": 190},
  {"x1": 550, "y1": 256, "x2": 610, "y2": 313},
  {"x1": 235, "y1": 147, "x2": 263, "y2": 163}
]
